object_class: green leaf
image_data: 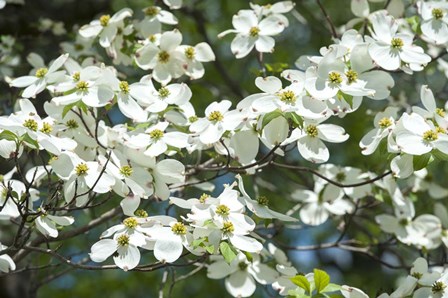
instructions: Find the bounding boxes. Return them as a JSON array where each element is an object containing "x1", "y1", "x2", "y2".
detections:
[
  {"x1": 286, "y1": 112, "x2": 303, "y2": 128},
  {"x1": 261, "y1": 111, "x2": 283, "y2": 129},
  {"x1": 192, "y1": 238, "x2": 206, "y2": 249},
  {"x1": 220, "y1": 242, "x2": 237, "y2": 264},
  {"x1": 337, "y1": 92, "x2": 353, "y2": 109},
  {"x1": 322, "y1": 283, "x2": 341, "y2": 293},
  {"x1": 314, "y1": 269, "x2": 330, "y2": 294},
  {"x1": 432, "y1": 149, "x2": 448, "y2": 161},
  {"x1": 413, "y1": 153, "x2": 432, "y2": 171},
  {"x1": 0, "y1": 130, "x2": 18, "y2": 142},
  {"x1": 205, "y1": 245, "x2": 215, "y2": 254},
  {"x1": 21, "y1": 133, "x2": 39, "y2": 150},
  {"x1": 62, "y1": 101, "x2": 79, "y2": 118},
  {"x1": 290, "y1": 275, "x2": 311, "y2": 293}
]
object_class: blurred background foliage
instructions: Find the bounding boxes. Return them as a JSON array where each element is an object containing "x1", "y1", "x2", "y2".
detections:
[{"x1": 1, "y1": 0, "x2": 448, "y2": 297}]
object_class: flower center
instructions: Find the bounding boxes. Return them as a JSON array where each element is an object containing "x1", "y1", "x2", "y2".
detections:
[
  {"x1": 40, "y1": 122, "x2": 53, "y2": 134},
  {"x1": 238, "y1": 261, "x2": 248, "y2": 271},
  {"x1": 66, "y1": 119, "x2": 79, "y2": 129},
  {"x1": 188, "y1": 115, "x2": 198, "y2": 123},
  {"x1": 216, "y1": 204, "x2": 230, "y2": 216},
  {"x1": 144, "y1": 6, "x2": 160, "y2": 17},
  {"x1": 432, "y1": 281, "x2": 447, "y2": 293},
  {"x1": 436, "y1": 108, "x2": 446, "y2": 117},
  {"x1": 378, "y1": 117, "x2": 393, "y2": 128},
  {"x1": 100, "y1": 15, "x2": 110, "y2": 27},
  {"x1": 75, "y1": 163, "x2": 89, "y2": 176},
  {"x1": 76, "y1": 80, "x2": 89, "y2": 92},
  {"x1": 119, "y1": 81, "x2": 130, "y2": 94},
  {"x1": 158, "y1": 51, "x2": 170, "y2": 63},
  {"x1": 423, "y1": 130, "x2": 438, "y2": 142},
  {"x1": 345, "y1": 70, "x2": 358, "y2": 84},
  {"x1": 305, "y1": 125, "x2": 318, "y2": 137},
  {"x1": 158, "y1": 87, "x2": 170, "y2": 98},
  {"x1": 35, "y1": 67, "x2": 48, "y2": 78},
  {"x1": 120, "y1": 165, "x2": 133, "y2": 177},
  {"x1": 199, "y1": 193, "x2": 210, "y2": 203},
  {"x1": 134, "y1": 209, "x2": 148, "y2": 218},
  {"x1": 117, "y1": 234, "x2": 130, "y2": 246},
  {"x1": 336, "y1": 172, "x2": 346, "y2": 182},
  {"x1": 208, "y1": 111, "x2": 224, "y2": 122},
  {"x1": 391, "y1": 37, "x2": 404, "y2": 50},
  {"x1": 432, "y1": 8, "x2": 444, "y2": 20},
  {"x1": 399, "y1": 218, "x2": 409, "y2": 226},
  {"x1": 257, "y1": 196, "x2": 269, "y2": 206},
  {"x1": 249, "y1": 26, "x2": 260, "y2": 37},
  {"x1": 123, "y1": 217, "x2": 138, "y2": 229},
  {"x1": 328, "y1": 71, "x2": 343, "y2": 84},
  {"x1": 436, "y1": 126, "x2": 446, "y2": 134},
  {"x1": 222, "y1": 221, "x2": 234, "y2": 234},
  {"x1": 72, "y1": 72, "x2": 80, "y2": 82},
  {"x1": 149, "y1": 129, "x2": 164, "y2": 140},
  {"x1": 184, "y1": 47, "x2": 195, "y2": 60},
  {"x1": 279, "y1": 90, "x2": 297, "y2": 103},
  {"x1": 23, "y1": 119, "x2": 38, "y2": 131},
  {"x1": 411, "y1": 272, "x2": 423, "y2": 279},
  {"x1": 171, "y1": 222, "x2": 187, "y2": 235}
]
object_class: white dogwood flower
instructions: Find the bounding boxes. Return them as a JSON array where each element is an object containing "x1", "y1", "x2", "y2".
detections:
[
  {"x1": 10, "y1": 53, "x2": 68, "y2": 98},
  {"x1": 368, "y1": 10, "x2": 431, "y2": 72},
  {"x1": 79, "y1": 8, "x2": 133, "y2": 48},
  {"x1": 218, "y1": 9, "x2": 288, "y2": 58}
]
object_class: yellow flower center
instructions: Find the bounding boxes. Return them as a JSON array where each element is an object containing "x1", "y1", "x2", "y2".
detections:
[
  {"x1": 119, "y1": 81, "x2": 130, "y2": 94},
  {"x1": 23, "y1": 119, "x2": 38, "y2": 131},
  {"x1": 222, "y1": 221, "x2": 234, "y2": 234},
  {"x1": 117, "y1": 234, "x2": 130, "y2": 246},
  {"x1": 149, "y1": 129, "x2": 164, "y2": 140},
  {"x1": 40, "y1": 122, "x2": 53, "y2": 134},
  {"x1": 216, "y1": 204, "x2": 230, "y2": 216},
  {"x1": 432, "y1": 8, "x2": 444, "y2": 20},
  {"x1": 199, "y1": 193, "x2": 210, "y2": 203},
  {"x1": 249, "y1": 26, "x2": 260, "y2": 37},
  {"x1": 123, "y1": 217, "x2": 138, "y2": 229},
  {"x1": 158, "y1": 87, "x2": 170, "y2": 98},
  {"x1": 76, "y1": 80, "x2": 89, "y2": 92},
  {"x1": 144, "y1": 6, "x2": 159, "y2": 17},
  {"x1": 75, "y1": 163, "x2": 89, "y2": 176},
  {"x1": 436, "y1": 108, "x2": 446, "y2": 117},
  {"x1": 100, "y1": 15, "x2": 110, "y2": 27},
  {"x1": 279, "y1": 90, "x2": 297, "y2": 103},
  {"x1": 432, "y1": 281, "x2": 447, "y2": 293},
  {"x1": 185, "y1": 47, "x2": 195, "y2": 60},
  {"x1": 328, "y1": 72, "x2": 343, "y2": 84},
  {"x1": 391, "y1": 37, "x2": 404, "y2": 50},
  {"x1": 306, "y1": 125, "x2": 318, "y2": 137},
  {"x1": 208, "y1": 111, "x2": 224, "y2": 122},
  {"x1": 158, "y1": 51, "x2": 170, "y2": 63},
  {"x1": 171, "y1": 222, "x2": 187, "y2": 235},
  {"x1": 345, "y1": 69, "x2": 358, "y2": 84},
  {"x1": 378, "y1": 117, "x2": 393, "y2": 128},
  {"x1": 66, "y1": 119, "x2": 79, "y2": 129},
  {"x1": 72, "y1": 72, "x2": 80, "y2": 82},
  {"x1": 120, "y1": 165, "x2": 133, "y2": 177},
  {"x1": 257, "y1": 196, "x2": 269, "y2": 206},
  {"x1": 35, "y1": 67, "x2": 48, "y2": 78},
  {"x1": 423, "y1": 130, "x2": 438, "y2": 142},
  {"x1": 134, "y1": 209, "x2": 148, "y2": 218}
]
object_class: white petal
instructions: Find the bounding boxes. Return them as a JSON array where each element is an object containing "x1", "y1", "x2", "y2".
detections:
[
  {"x1": 89, "y1": 239, "x2": 117, "y2": 262},
  {"x1": 154, "y1": 235, "x2": 183, "y2": 263},
  {"x1": 255, "y1": 76, "x2": 281, "y2": 94},
  {"x1": 225, "y1": 271, "x2": 256, "y2": 298},
  {"x1": 113, "y1": 245, "x2": 140, "y2": 271}
]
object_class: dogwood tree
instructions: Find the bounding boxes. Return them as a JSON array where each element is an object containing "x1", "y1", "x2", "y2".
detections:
[{"x1": 1, "y1": 0, "x2": 448, "y2": 297}]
